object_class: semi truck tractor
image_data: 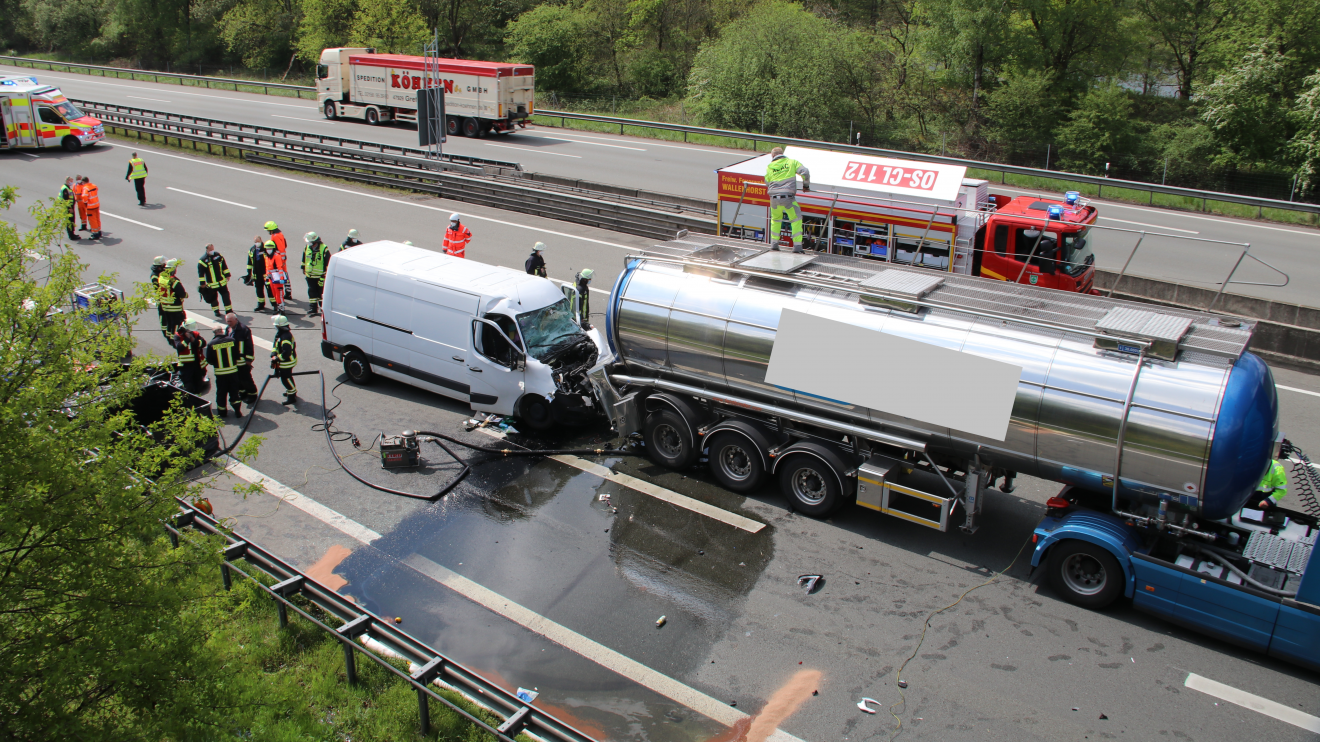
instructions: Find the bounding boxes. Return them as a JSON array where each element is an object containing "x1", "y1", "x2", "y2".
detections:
[
  {"x1": 582, "y1": 238, "x2": 1317, "y2": 669},
  {"x1": 0, "y1": 75, "x2": 104, "y2": 151},
  {"x1": 316, "y1": 47, "x2": 534, "y2": 136},
  {"x1": 717, "y1": 146, "x2": 1099, "y2": 293}
]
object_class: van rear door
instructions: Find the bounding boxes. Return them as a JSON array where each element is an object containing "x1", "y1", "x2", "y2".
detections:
[{"x1": 323, "y1": 257, "x2": 378, "y2": 357}]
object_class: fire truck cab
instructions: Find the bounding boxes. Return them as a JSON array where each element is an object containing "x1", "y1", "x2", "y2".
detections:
[
  {"x1": 0, "y1": 76, "x2": 104, "y2": 151},
  {"x1": 976, "y1": 193, "x2": 1098, "y2": 292}
]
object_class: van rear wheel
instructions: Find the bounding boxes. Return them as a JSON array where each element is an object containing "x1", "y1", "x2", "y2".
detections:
[{"x1": 343, "y1": 350, "x2": 372, "y2": 384}]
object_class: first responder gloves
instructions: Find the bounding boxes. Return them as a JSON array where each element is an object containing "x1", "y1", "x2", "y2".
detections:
[{"x1": 242, "y1": 274, "x2": 253, "y2": 286}]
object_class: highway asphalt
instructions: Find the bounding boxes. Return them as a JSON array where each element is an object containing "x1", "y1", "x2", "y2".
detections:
[
  {"x1": 3, "y1": 140, "x2": 1319, "y2": 741},
  {"x1": 5, "y1": 62, "x2": 1320, "y2": 308}
]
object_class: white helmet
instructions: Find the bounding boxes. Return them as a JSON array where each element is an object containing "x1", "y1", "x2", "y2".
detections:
[
  {"x1": 449, "y1": 213, "x2": 460, "y2": 222},
  {"x1": 305, "y1": 231, "x2": 319, "y2": 243},
  {"x1": 272, "y1": 315, "x2": 290, "y2": 327},
  {"x1": 181, "y1": 319, "x2": 197, "y2": 331},
  {"x1": 347, "y1": 229, "x2": 359, "y2": 238},
  {"x1": 152, "y1": 255, "x2": 166, "y2": 266},
  {"x1": 532, "y1": 241, "x2": 546, "y2": 252}
]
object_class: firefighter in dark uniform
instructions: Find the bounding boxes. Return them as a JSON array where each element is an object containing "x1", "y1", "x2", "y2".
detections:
[
  {"x1": 243, "y1": 235, "x2": 269, "y2": 312},
  {"x1": 149, "y1": 256, "x2": 168, "y2": 337},
  {"x1": 342, "y1": 229, "x2": 362, "y2": 251},
  {"x1": 272, "y1": 315, "x2": 298, "y2": 404},
  {"x1": 156, "y1": 259, "x2": 188, "y2": 339},
  {"x1": 197, "y1": 243, "x2": 233, "y2": 318},
  {"x1": 575, "y1": 268, "x2": 594, "y2": 330},
  {"x1": 59, "y1": 178, "x2": 77, "y2": 240},
  {"x1": 206, "y1": 326, "x2": 244, "y2": 418},
  {"x1": 225, "y1": 312, "x2": 258, "y2": 404},
  {"x1": 301, "y1": 232, "x2": 330, "y2": 317},
  {"x1": 172, "y1": 319, "x2": 209, "y2": 395},
  {"x1": 525, "y1": 242, "x2": 547, "y2": 277}
]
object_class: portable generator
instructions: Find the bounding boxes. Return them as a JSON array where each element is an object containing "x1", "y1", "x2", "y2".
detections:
[{"x1": 379, "y1": 430, "x2": 421, "y2": 469}]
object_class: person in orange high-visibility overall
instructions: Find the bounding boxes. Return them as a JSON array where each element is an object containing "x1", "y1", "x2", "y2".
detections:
[
  {"x1": 81, "y1": 177, "x2": 103, "y2": 240},
  {"x1": 261, "y1": 240, "x2": 289, "y2": 313},
  {"x1": 72, "y1": 175, "x2": 89, "y2": 232},
  {"x1": 443, "y1": 213, "x2": 472, "y2": 258}
]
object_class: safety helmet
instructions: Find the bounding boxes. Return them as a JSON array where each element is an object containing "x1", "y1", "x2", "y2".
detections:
[
  {"x1": 264, "y1": 221, "x2": 278, "y2": 231},
  {"x1": 449, "y1": 213, "x2": 460, "y2": 222},
  {"x1": 152, "y1": 255, "x2": 166, "y2": 266},
  {"x1": 165, "y1": 258, "x2": 181, "y2": 270},
  {"x1": 263, "y1": 240, "x2": 276, "y2": 251},
  {"x1": 305, "y1": 232, "x2": 319, "y2": 243},
  {"x1": 580, "y1": 268, "x2": 594, "y2": 280},
  {"x1": 181, "y1": 319, "x2": 197, "y2": 332},
  {"x1": 532, "y1": 241, "x2": 546, "y2": 252},
  {"x1": 347, "y1": 229, "x2": 359, "y2": 238},
  {"x1": 272, "y1": 315, "x2": 290, "y2": 327}
]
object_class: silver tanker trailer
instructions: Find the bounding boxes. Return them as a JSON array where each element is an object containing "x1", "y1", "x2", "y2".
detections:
[{"x1": 588, "y1": 240, "x2": 1318, "y2": 665}]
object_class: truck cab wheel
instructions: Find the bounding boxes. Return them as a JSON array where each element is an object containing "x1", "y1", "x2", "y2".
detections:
[
  {"x1": 343, "y1": 350, "x2": 372, "y2": 384},
  {"x1": 365, "y1": 108, "x2": 380, "y2": 125},
  {"x1": 777, "y1": 453, "x2": 843, "y2": 517},
  {"x1": 517, "y1": 395, "x2": 554, "y2": 432},
  {"x1": 1047, "y1": 540, "x2": 1123, "y2": 609},
  {"x1": 61, "y1": 135, "x2": 81, "y2": 152},
  {"x1": 643, "y1": 409, "x2": 696, "y2": 470},
  {"x1": 462, "y1": 117, "x2": 480, "y2": 137},
  {"x1": 707, "y1": 431, "x2": 766, "y2": 493},
  {"x1": 324, "y1": 101, "x2": 337, "y2": 120}
]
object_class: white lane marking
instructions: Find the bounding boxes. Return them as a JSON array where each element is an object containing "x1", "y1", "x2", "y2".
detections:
[
  {"x1": 17, "y1": 152, "x2": 38, "y2": 159},
  {"x1": 167, "y1": 186, "x2": 256, "y2": 209},
  {"x1": 404, "y1": 554, "x2": 798, "y2": 740},
  {"x1": 477, "y1": 428, "x2": 765, "y2": 534},
  {"x1": 481, "y1": 142, "x2": 581, "y2": 158},
  {"x1": 222, "y1": 456, "x2": 383, "y2": 543},
  {"x1": 530, "y1": 130, "x2": 738, "y2": 155},
  {"x1": 1, "y1": 68, "x2": 317, "y2": 108},
  {"x1": 186, "y1": 312, "x2": 272, "y2": 349},
  {"x1": 1098, "y1": 216, "x2": 1198, "y2": 234},
  {"x1": 526, "y1": 134, "x2": 645, "y2": 151},
  {"x1": 127, "y1": 95, "x2": 171, "y2": 103},
  {"x1": 101, "y1": 211, "x2": 162, "y2": 230},
  {"x1": 103, "y1": 141, "x2": 641, "y2": 252},
  {"x1": 272, "y1": 114, "x2": 333, "y2": 124},
  {"x1": 1184, "y1": 673, "x2": 1320, "y2": 733},
  {"x1": 1278, "y1": 384, "x2": 1320, "y2": 398}
]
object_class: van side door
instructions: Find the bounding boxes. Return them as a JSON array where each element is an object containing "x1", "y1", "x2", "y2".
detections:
[{"x1": 410, "y1": 280, "x2": 481, "y2": 401}]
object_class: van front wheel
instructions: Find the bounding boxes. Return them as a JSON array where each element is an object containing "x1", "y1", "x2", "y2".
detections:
[
  {"x1": 517, "y1": 395, "x2": 554, "y2": 432},
  {"x1": 343, "y1": 350, "x2": 372, "y2": 384}
]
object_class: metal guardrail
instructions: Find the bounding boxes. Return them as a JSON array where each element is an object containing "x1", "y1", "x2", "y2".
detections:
[
  {"x1": 166, "y1": 495, "x2": 597, "y2": 741},
  {"x1": 78, "y1": 100, "x2": 714, "y2": 239},
  {"x1": 535, "y1": 110, "x2": 1320, "y2": 217},
  {"x1": 0, "y1": 55, "x2": 316, "y2": 97}
]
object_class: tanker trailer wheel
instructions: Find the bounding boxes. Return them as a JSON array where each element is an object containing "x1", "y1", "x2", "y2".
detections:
[
  {"x1": 707, "y1": 431, "x2": 766, "y2": 494},
  {"x1": 343, "y1": 350, "x2": 372, "y2": 384},
  {"x1": 1048, "y1": 540, "x2": 1123, "y2": 609},
  {"x1": 777, "y1": 453, "x2": 843, "y2": 517},
  {"x1": 643, "y1": 409, "x2": 696, "y2": 470},
  {"x1": 324, "y1": 101, "x2": 337, "y2": 120}
]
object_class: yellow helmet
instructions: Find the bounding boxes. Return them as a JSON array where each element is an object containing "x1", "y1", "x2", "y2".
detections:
[{"x1": 264, "y1": 221, "x2": 278, "y2": 231}]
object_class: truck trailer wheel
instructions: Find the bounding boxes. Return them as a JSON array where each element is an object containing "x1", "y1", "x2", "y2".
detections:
[
  {"x1": 643, "y1": 409, "x2": 696, "y2": 470},
  {"x1": 447, "y1": 116, "x2": 459, "y2": 136},
  {"x1": 707, "y1": 431, "x2": 767, "y2": 493},
  {"x1": 365, "y1": 107, "x2": 380, "y2": 125},
  {"x1": 324, "y1": 101, "x2": 337, "y2": 120},
  {"x1": 1047, "y1": 540, "x2": 1123, "y2": 609},
  {"x1": 462, "y1": 117, "x2": 480, "y2": 137},
  {"x1": 343, "y1": 350, "x2": 372, "y2": 384},
  {"x1": 777, "y1": 452, "x2": 843, "y2": 517}
]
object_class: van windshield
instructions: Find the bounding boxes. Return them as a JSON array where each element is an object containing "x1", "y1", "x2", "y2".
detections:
[{"x1": 517, "y1": 297, "x2": 584, "y2": 361}]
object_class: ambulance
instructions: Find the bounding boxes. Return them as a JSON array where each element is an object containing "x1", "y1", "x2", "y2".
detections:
[{"x1": 0, "y1": 75, "x2": 104, "y2": 151}]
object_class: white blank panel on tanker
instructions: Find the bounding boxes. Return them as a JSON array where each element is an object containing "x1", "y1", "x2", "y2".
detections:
[{"x1": 765, "y1": 309, "x2": 1023, "y2": 441}]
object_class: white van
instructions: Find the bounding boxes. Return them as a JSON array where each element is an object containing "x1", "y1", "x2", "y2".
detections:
[{"x1": 320, "y1": 242, "x2": 602, "y2": 429}]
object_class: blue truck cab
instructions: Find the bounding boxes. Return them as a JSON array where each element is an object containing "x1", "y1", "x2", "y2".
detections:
[{"x1": 1033, "y1": 505, "x2": 1319, "y2": 671}]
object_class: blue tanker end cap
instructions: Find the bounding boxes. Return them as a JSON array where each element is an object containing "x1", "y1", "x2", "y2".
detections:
[{"x1": 1203, "y1": 352, "x2": 1278, "y2": 519}]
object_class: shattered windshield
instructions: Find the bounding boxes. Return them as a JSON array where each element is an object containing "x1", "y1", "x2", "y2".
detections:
[{"x1": 517, "y1": 297, "x2": 584, "y2": 361}]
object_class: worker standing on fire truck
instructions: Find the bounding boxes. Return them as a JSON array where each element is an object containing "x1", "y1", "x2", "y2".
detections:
[
  {"x1": 301, "y1": 232, "x2": 330, "y2": 316},
  {"x1": 264, "y1": 221, "x2": 294, "y2": 300},
  {"x1": 198, "y1": 243, "x2": 233, "y2": 317},
  {"x1": 444, "y1": 214, "x2": 472, "y2": 258},
  {"x1": 764, "y1": 147, "x2": 810, "y2": 253},
  {"x1": 243, "y1": 235, "x2": 270, "y2": 312}
]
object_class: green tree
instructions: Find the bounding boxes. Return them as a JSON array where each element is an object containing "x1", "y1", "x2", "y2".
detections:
[
  {"x1": 983, "y1": 68, "x2": 1060, "y2": 144},
  {"x1": 17, "y1": 0, "x2": 108, "y2": 58},
  {"x1": 0, "y1": 186, "x2": 236, "y2": 740},
  {"x1": 349, "y1": 0, "x2": 427, "y2": 53},
  {"x1": 1015, "y1": 0, "x2": 1130, "y2": 93},
  {"x1": 918, "y1": 0, "x2": 1015, "y2": 116},
  {"x1": 295, "y1": 0, "x2": 357, "y2": 62},
  {"x1": 1195, "y1": 41, "x2": 1291, "y2": 164},
  {"x1": 1134, "y1": 0, "x2": 1235, "y2": 99},
  {"x1": 217, "y1": 0, "x2": 303, "y2": 73},
  {"x1": 505, "y1": 4, "x2": 593, "y2": 92},
  {"x1": 1055, "y1": 83, "x2": 1144, "y2": 173},
  {"x1": 1287, "y1": 70, "x2": 1320, "y2": 196},
  {"x1": 686, "y1": 1, "x2": 853, "y2": 140}
]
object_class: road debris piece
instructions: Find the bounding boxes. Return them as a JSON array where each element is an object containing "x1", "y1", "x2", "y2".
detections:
[
  {"x1": 656, "y1": 615, "x2": 667, "y2": 628},
  {"x1": 897, "y1": 680, "x2": 908, "y2": 689},
  {"x1": 798, "y1": 574, "x2": 823, "y2": 594},
  {"x1": 857, "y1": 698, "x2": 880, "y2": 714},
  {"x1": 1099, "y1": 713, "x2": 1108, "y2": 720},
  {"x1": 394, "y1": 617, "x2": 402, "y2": 624},
  {"x1": 599, "y1": 493, "x2": 611, "y2": 502},
  {"x1": 516, "y1": 688, "x2": 539, "y2": 703}
]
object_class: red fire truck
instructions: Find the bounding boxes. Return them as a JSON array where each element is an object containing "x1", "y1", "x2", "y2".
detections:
[{"x1": 716, "y1": 146, "x2": 1098, "y2": 293}]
